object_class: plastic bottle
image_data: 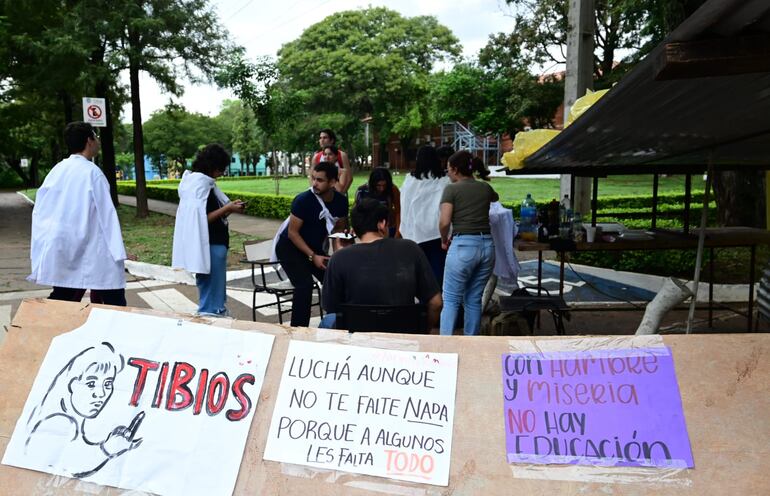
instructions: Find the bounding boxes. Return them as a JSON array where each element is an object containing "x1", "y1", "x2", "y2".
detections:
[
  {"x1": 560, "y1": 194, "x2": 572, "y2": 225},
  {"x1": 519, "y1": 193, "x2": 538, "y2": 241},
  {"x1": 572, "y1": 212, "x2": 584, "y2": 242}
]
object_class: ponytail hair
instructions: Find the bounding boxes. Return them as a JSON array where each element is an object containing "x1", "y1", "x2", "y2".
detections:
[{"x1": 447, "y1": 150, "x2": 491, "y2": 181}]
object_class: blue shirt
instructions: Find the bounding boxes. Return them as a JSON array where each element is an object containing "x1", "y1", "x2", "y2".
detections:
[{"x1": 279, "y1": 190, "x2": 348, "y2": 254}]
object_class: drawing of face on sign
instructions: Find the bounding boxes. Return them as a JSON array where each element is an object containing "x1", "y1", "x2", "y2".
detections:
[
  {"x1": 24, "y1": 342, "x2": 145, "y2": 479},
  {"x1": 69, "y1": 352, "x2": 117, "y2": 418},
  {"x1": 3, "y1": 308, "x2": 276, "y2": 496}
]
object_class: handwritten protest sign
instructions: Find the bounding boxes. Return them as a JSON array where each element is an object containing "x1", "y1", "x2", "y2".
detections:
[
  {"x1": 263, "y1": 341, "x2": 458, "y2": 486},
  {"x1": 502, "y1": 347, "x2": 693, "y2": 468},
  {"x1": 2, "y1": 308, "x2": 274, "y2": 496}
]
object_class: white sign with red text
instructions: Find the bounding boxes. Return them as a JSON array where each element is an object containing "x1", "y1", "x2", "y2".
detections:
[
  {"x1": 263, "y1": 340, "x2": 458, "y2": 486},
  {"x1": 1, "y1": 308, "x2": 274, "y2": 496}
]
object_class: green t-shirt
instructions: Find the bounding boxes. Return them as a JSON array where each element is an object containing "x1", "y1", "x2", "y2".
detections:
[{"x1": 440, "y1": 179, "x2": 496, "y2": 234}]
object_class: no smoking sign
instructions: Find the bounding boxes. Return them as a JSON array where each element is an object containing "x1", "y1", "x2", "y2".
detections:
[{"x1": 82, "y1": 97, "x2": 107, "y2": 127}]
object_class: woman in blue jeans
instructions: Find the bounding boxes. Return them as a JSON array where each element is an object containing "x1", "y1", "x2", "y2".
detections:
[
  {"x1": 438, "y1": 150, "x2": 498, "y2": 335},
  {"x1": 172, "y1": 144, "x2": 245, "y2": 316}
]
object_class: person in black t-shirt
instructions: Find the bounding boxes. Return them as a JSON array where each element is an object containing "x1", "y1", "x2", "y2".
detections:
[
  {"x1": 320, "y1": 198, "x2": 442, "y2": 331},
  {"x1": 276, "y1": 162, "x2": 349, "y2": 326}
]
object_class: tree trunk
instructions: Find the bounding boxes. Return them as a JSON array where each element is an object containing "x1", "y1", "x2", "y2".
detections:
[
  {"x1": 96, "y1": 80, "x2": 119, "y2": 207},
  {"x1": 50, "y1": 138, "x2": 61, "y2": 165},
  {"x1": 61, "y1": 91, "x2": 73, "y2": 125},
  {"x1": 29, "y1": 155, "x2": 40, "y2": 187},
  {"x1": 271, "y1": 146, "x2": 279, "y2": 195},
  {"x1": 129, "y1": 52, "x2": 149, "y2": 218},
  {"x1": 712, "y1": 170, "x2": 766, "y2": 227},
  {"x1": 7, "y1": 158, "x2": 31, "y2": 186}
]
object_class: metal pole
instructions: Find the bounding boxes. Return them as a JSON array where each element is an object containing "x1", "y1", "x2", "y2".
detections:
[{"x1": 686, "y1": 160, "x2": 713, "y2": 333}]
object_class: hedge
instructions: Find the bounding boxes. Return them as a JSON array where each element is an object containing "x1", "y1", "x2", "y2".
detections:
[
  {"x1": 117, "y1": 180, "x2": 718, "y2": 225},
  {"x1": 116, "y1": 183, "x2": 295, "y2": 219}
]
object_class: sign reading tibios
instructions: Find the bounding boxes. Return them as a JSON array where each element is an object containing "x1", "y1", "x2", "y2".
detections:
[
  {"x1": 502, "y1": 347, "x2": 694, "y2": 468},
  {"x1": 264, "y1": 341, "x2": 458, "y2": 486},
  {"x1": 2, "y1": 308, "x2": 275, "y2": 496}
]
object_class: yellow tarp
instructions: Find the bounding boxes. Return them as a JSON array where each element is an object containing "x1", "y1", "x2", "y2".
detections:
[
  {"x1": 565, "y1": 88, "x2": 609, "y2": 127},
  {"x1": 501, "y1": 129, "x2": 560, "y2": 170}
]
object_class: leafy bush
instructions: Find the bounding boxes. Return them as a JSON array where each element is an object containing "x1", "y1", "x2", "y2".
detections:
[
  {"x1": 116, "y1": 182, "x2": 295, "y2": 219},
  {"x1": 0, "y1": 167, "x2": 25, "y2": 188}
]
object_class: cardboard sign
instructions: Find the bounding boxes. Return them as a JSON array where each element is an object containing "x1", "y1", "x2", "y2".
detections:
[
  {"x1": 2, "y1": 309, "x2": 275, "y2": 496},
  {"x1": 502, "y1": 347, "x2": 694, "y2": 468},
  {"x1": 263, "y1": 341, "x2": 458, "y2": 486},
  {"x1": 82, "y1": 97, "x2": 106, "y2": 127}
]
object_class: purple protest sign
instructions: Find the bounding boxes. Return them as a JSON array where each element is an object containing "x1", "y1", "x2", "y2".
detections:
[{"x1": 502, "y1": 347, "x2": 694, "y2": 468}]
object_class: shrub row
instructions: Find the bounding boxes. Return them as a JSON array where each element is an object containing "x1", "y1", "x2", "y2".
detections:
[
  {"x1": 116, "y1": 183, "x2": 295, "y2": 219},
  {"x1": 116, "y1": 181, "x2": 717, "y2": 225}
]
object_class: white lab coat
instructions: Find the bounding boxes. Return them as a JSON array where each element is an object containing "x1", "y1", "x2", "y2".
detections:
[
  {"x1": 399, "y1": 173, "x2": 450, "y2": 244},
  {"x1": 489, "y1": 201, "x2": 520, "y2": 282},
  {"x1": 172, "y1": 171, "x2": 230, "y2": 274},
  {"x1": 28, "y1": 154, "x2": 127, "y2": 289}
]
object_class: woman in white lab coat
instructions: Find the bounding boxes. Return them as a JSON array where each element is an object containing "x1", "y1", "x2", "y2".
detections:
[{"x1": 172, "y1": 144, "x2": 245, "y2": 316}]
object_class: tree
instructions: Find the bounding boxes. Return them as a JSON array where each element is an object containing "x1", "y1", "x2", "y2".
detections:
[
  {"x1": 227, "y1": 102, "x2": 265, "y2": 175},
  {"x1": 431, "y1": 61, "x2": 563, "y2": 137},
  {"x1": 276, "y1": 7, "x2": 460, "y2": 155},
  {"x1": 217, "y1": 51, "x2": 301, "y2": 193},
  {"x1": 0, "y1": 1, "x2": 93, "y2": 187},
  {"x1": 143, "y1": 103, "x2": 227, "y2": 175},
  {"x1": 0, "y1": 0, "x2": 133, "y2": 201},
  {"x1": 502, "y1": 0, "x2": 651, "y2": 85},
  {"x1": 104, "y1": 0, "x2": 231, "y2": 217}
]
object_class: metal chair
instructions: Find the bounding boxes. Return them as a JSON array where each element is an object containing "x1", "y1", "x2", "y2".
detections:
[
  {"x1": 337, "y1": 303, "x2": 428, "y2": 334},
  {"x1": 241, "y1": 241, "x2": 323, "y2": 324},
  {"x1": 498, "y1": 287, "x2": 570, "y2": 335}
]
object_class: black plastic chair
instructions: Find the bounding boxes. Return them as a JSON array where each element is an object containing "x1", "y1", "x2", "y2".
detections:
[
  {"x1": 241, "y1": 241, "x2": 322, "y2": 324},
  {"x1": 337, "y1": 303, "x2": 427, "y2": 334}
]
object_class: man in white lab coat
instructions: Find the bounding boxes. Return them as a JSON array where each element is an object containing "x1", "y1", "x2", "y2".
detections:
[{"x1": 28, "y1": 121, "x2": 129, "y2": 306}]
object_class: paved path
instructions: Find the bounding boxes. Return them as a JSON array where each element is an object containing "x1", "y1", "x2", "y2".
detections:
[
  {"x1": 118, "y1": 195, "x2": 283, "y2": 239},
  {"x1": 0, "y1": 192, "x2": 316, "y2": 347},
  {"x1": 0, "y1": 192, "x2": 39, "y2": 293}
]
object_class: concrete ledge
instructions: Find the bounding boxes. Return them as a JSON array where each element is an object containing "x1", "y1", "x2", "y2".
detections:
[
  {"x1": 16, "y1": 191, "x2": 34, "y2": 205},
  {"x1": 125, "y1": 260, "x2": 195, "y2": 286}
]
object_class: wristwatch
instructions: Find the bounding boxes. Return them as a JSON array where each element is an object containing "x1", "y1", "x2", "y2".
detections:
[{"x1": 308, "y1": 253, "x2": 314, "y2": 262}]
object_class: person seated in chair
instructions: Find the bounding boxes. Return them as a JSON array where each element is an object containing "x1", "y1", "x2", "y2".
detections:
[{"x1": 320, "y1": 198, "x2": 442, "y2": 331}]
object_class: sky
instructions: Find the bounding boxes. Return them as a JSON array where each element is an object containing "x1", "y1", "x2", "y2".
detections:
[{"x1": 120, "y1": 0, "x2": 516, "y2": 123}]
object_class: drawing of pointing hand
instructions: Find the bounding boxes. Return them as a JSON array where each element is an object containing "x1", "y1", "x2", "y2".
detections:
[{"x1": 101, "y1": 411, "x2": 145, "y2": 458}]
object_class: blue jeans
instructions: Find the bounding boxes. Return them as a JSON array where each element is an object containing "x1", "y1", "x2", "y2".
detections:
[
  {"x1": 440, "y1": 234, "x2": 495, "y2": 336},
  {"x1": 196, "y1": 244, "x2": 228, "y2": 315},
  {"x1": 319, "y1": 313, "x2": 337, "y2": 329}
]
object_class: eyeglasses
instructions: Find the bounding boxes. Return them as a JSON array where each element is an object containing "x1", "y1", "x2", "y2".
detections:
[{"x1": 91, "y1": 132, "x2": 100, "y2": 140}]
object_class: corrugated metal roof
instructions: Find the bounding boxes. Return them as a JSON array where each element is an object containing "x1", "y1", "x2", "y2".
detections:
[{"x1": 519, "y1": 0, "x2": 770, "y2": 175}]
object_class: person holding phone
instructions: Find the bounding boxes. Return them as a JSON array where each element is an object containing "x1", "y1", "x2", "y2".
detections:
[{"x1": 172, "y1": 144, "x2": 245, "y2": 316}]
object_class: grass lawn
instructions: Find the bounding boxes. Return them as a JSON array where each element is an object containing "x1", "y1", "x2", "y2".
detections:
[
  {"x1": 20, "y1": 190, "x2": 258, "y2": 268},
  {"x1": 117, "y1": 205, "x2": 253, "y2": 268},
  {"x1": 212, "y1": 172, "x2": 707, "y2": 204}
]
